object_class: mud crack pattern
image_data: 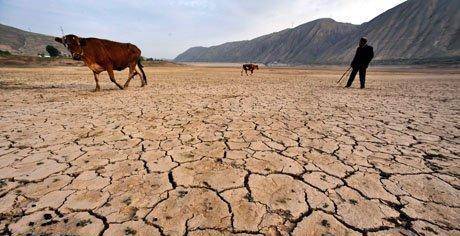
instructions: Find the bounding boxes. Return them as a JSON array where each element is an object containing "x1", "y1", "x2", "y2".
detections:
[{"x1": 0, "y1": 66, "x2": 459, "y2": 235}]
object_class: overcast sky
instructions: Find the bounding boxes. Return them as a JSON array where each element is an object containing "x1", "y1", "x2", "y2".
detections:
[{"x1": 0, "y1": 0, "x2": 405, "y2": 59}]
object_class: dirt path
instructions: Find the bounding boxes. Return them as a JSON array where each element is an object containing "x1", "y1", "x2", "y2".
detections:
[{"x1": 0, "y1": 66, "x2": 459, "y2": 235}]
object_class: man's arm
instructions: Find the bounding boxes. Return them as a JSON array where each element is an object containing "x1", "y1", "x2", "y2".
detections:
[
  {"x1": 350, "y1": 48, "x2": 359, "y2": 67},
  {"x1": 369, "y1": 46, "x2": 374, "y2": 61},
  {"x1": 364, "y1": 46, "x2": 374, "y2": 66}
]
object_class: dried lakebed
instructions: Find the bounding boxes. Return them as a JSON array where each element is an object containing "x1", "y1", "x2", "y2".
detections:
[{"x1": 0, "y1": 66, "x2": 459, "y2": 235}]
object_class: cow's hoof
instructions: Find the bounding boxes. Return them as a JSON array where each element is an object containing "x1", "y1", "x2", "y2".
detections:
[
  {"x1": 94, "y1": 87, "x2": 100, "y2": 92},
  {"x1": 123, "y1": 84, "x2": 129, "y2": 89}
]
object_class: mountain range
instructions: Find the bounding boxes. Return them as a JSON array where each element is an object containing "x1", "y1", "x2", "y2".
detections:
[{"x1": 174, "y1": 0, "x2": 460, "y2": 65}]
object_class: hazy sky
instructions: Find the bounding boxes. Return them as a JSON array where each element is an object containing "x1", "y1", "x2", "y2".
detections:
[{"x1": 0, "y1": 0, "x2": 405, "y2": 58}]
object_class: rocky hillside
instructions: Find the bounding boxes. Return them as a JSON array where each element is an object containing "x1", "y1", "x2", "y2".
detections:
[
  {"x1": 176, "y1": 19, "x2": 357, "y2": 64},
  {"x1": 175, "y1": 0, "x2": 460, "y2": 64},
  {"x1": 0, "y1": 24, "x2": 68, "y2": 56},
  {"x1": 319, "y1": 0, "x2": 460, "y2": 64}
]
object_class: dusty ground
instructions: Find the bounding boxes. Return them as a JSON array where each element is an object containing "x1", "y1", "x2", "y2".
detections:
[{"x1": 0, "y1": 66, "x2": 459, "y2": 236}]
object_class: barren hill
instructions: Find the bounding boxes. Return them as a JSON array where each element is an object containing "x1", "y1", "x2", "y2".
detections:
[
  {"x1": 175, "y1": 0, "x2": 460, "y2": 64},
  {"x1": 319, "y1": 0, "x2": 460, "y2": 64},
  {"x1": 175, "y1": 19, "x2": 357, "y2": 64},
  {"x1": 0, "y1": 23, "x2": 68, "y2": 56}
]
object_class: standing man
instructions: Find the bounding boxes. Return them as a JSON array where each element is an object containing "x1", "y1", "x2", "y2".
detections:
[{"x1": 345, "y1": 37, "x2": 374, "y2": 89}]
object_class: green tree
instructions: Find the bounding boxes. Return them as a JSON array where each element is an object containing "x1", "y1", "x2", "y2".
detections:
[
  {"x1": 0, "y1": 50, "x2": 11, "y2": 56},
  {"x1": 46, "y1": 45, "x2": 61, "y2": 57}
]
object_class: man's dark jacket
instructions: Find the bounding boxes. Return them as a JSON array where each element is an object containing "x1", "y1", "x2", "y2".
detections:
[{"x1": 351, "y1": 45, "x2": 374, "y2": 68}]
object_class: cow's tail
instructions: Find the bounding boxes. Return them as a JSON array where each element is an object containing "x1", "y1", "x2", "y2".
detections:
[{"x1": 137, "y1": 58, "x2": 147, "y2": 85}]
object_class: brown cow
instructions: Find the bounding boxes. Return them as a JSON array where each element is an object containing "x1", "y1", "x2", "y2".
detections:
[
  {"x1": 55, "y1": 34, "x2": 147, "y2": 91},
  {"x1": 241, "y1": 63, "x2": 259, "y2": 76}
]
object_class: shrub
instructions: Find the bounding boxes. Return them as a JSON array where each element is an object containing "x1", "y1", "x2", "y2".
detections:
[
  {"x1": 46, "y1": 45, "x2": 61, "y2": 57},
  {"x1": 0, "y1": 50, "x2": 11, "y2": 56}
]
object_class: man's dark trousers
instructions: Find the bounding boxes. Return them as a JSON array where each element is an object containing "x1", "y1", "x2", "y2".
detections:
[{"x1": 346, "y1": 66, "x2": 367, "y2": 88}]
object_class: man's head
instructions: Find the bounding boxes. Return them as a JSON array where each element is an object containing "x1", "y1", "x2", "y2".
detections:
[
  {"x1": 55, "y1": 34, "x2": 85, "y2": 60},
  {"x1": 359, "y1": 37, "x2": 368, "y2": 47}
]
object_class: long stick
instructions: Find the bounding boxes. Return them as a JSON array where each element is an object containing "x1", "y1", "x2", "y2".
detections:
[{"x1": 336, "y1": 67, "x2": 351, "y2": 84}]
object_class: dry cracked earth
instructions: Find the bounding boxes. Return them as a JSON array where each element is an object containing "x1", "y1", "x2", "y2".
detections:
[{"x1": 0, "y1": 66, "x2": 459, "y2": 236}]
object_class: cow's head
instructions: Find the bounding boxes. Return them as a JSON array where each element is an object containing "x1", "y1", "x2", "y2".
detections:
[
  {"x1": 55, "y1": 34, "x2": 86, "y2": 60},
  {"x1": 254, "y1": 65, "x2": 259, "y2": 70}
]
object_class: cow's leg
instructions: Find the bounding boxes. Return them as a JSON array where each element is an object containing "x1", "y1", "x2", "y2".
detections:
[
  {"x1": 123, "y1": 64, "x2": 136, "y2": 88},
  {"x1": 134, "y1": 62, "x2": 146, "y2": 87},
  {"x1": 131, "y1": 69, "x2": 144, "y2": 86},
  {"x1": 245, "y1": 69, "x2": 249, "y2": 76},
  {"x1": 107, "y1": 67, "x2": 124, "y2": 90},
  {"x1": 134, "y1": 69, "x2": 146, "y2": 87},
  {"x1": 93, "y1": 72, "x2": 101, "y2": 92},
  {"x1": 250, "y1": 69, "x2": 254, "y2": 75}
]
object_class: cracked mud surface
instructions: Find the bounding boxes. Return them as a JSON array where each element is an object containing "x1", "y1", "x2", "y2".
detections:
[{"x1": 0, "y1": 66, "x2": 459, "y2": 235}]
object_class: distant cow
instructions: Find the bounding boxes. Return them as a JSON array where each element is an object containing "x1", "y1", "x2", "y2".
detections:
[
  {"x1": 55, "y1": 34, "x2": 147, "y2": 91},
  {"x1": 241, "y1": 63, "x2": 259, "y2": 76}
]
